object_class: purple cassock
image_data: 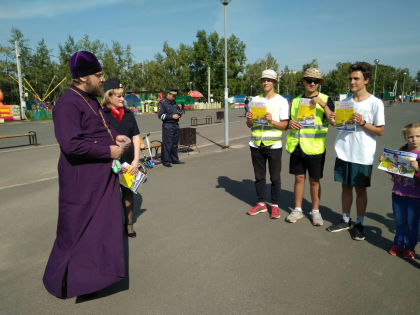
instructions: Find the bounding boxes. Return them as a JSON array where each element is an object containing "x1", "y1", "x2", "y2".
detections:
[{"x1": 43, "y1": 86, "x2": 126, "y2": 298}]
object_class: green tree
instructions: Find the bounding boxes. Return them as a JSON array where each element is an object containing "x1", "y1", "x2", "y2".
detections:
[
  {"x1": 26, "y1": 39, "x2": 55, "y2": 101},
  {"x1": 77, "y1": 35, "x2": 105, "y2": 60},
  {"x1": 57, "y1": 35, "x2": 78, "y2": 91},
  {"x1": 302, "y1": 59, "x2": 319, "y2": 72},
  {"x1": 0, "y1": 28, "x2": 33, "y2": 104},
  {"x1": 0, "y1": 45, "x2": 17, "y2": 103},
  {"x1": 278, "y1": 66, "x2": 301, "y2": 97},
  {"x1": 322, "y1": 62, "x2": 352, "y2": 98},
  {"x1": 243, "y1": 53, "x2": 279, "y2": 96}
]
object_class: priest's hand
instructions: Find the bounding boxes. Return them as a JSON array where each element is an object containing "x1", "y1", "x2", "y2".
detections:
[
  {"x1": 110, "y1": 145, "x2": 124, "y2": 159},
  {"x1": 116, "y1": 135, "x2": 131, "y2": 150}
]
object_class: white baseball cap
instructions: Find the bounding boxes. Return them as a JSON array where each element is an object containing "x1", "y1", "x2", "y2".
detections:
[{"x1": 260, "y1": 69, "x2": 278, "y2": 81}]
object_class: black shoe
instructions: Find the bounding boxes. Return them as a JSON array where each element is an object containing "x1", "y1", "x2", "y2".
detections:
[
  {"x1": 351, "y1": 223, "x2": 365, "y2": 241},
  {"x1": 125, "y1": 223, "x2": 137, "y2": 238},
  {"x1": 327, "y1": 219, "x2": 352, "y2": 232},
  {"x1": 163, "y1": 163, "x2": 172, "y2": 167},
  {"x1": 172, "y1": 161, "x2": 185, "y2": 164}
]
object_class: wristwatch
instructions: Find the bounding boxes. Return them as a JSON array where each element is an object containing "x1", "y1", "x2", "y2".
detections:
[{"x1": 360, "y1": 120, "x2": 366, "y2": 126}]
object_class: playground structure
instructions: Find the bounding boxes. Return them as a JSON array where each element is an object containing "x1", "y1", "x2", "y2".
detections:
[
  {"x1": 5, "y1": 74, "x2": 66, "y2": 121},
  {"x1": 0, "y1": 89, "x2": 20, "y2": 122},
  {"x1": 8, "y1": 74, "x2": 66, "y2": 105}
]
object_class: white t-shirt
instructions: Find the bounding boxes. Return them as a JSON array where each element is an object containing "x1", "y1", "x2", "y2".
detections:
[
  {"x1": 334, "y1": 95, "x2": 385, "y2": 165},
  {"x1": 249, "y1": 94, "x2": 290, "y2": 149}
]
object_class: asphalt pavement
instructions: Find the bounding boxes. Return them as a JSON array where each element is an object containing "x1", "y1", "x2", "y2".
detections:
[{"x1": 0, "y1": 104, "x2": 419, "y2": 315}]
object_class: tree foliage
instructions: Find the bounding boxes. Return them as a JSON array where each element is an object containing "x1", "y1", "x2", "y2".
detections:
[{"x1": 0, "y1": 27, "x2": 417, "y2": 104}]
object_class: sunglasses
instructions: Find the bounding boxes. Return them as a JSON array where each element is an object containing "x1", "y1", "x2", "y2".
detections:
[{"x1": 304, "y1": 78, "x2": 322, "y2": 84}]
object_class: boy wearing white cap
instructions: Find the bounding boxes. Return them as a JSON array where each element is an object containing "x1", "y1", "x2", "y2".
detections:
[{"x1": 246, "y1": 69, "x2": 289, "y2": 219}]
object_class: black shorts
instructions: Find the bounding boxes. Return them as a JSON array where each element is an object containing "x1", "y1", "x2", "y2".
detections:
[{"x1": 289, "y1": 152, "x2": 326, "y2": 180}]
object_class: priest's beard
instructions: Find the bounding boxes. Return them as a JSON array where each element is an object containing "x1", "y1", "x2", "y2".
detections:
[{"x1": 85, "y1": 77, "x2": 103, "y2": 97}]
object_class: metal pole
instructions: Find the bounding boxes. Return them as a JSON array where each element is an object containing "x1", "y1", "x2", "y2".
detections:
[
  {"x1": 402, "y1": 73, "x2": 406, "y2": 103},
  {"x1": 208, "y1": 66, "x2": 210, "y2": 104},
  {"x1": 250, "y1": 84, "x2": 252, "y2": 97},
  {"x1": 15, "y1": 41, "x2": 26, "y2": 120},
  {"x1": 373, "y1": 64, "x2": 378, "y2": 96},
  {"x1": 223, "y1": 3, "x2": 229, "y2": 148}
]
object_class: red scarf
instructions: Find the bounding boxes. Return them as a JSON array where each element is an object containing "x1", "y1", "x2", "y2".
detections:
[{"x1": 110, "y1": 107, "x2": 125, "y2": 122}]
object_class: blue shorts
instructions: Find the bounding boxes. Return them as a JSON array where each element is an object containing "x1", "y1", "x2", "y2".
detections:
[{"x1": 334, "y1": 157, "x2": 373, "y2": 187}]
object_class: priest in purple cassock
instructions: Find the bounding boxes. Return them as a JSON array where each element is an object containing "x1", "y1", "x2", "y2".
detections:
[{"x1": 43, "y1": 51, "x2": 131, "y2": 299}]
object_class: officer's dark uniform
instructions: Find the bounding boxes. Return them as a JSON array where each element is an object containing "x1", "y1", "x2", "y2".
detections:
[{"x1": 158, "y1": 91, "x2": 183, "y2": 166}]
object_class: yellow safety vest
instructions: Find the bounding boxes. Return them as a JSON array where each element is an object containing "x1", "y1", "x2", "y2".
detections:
[
  {"x1": 286, "y1": 93, "x2": 329, "y2": 155},
  {"x1": 250, "y1": 94, "x2": 283, "y2": 147}
]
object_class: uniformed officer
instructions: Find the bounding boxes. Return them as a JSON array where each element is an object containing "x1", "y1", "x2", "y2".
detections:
[{"x1": 158, "y1": 89, "x2": 185, "y2": 167}]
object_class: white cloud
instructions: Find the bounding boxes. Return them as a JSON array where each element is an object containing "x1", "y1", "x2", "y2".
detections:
[{"x1": 0, "y1": 0, "x2": 140, "y2": 19}]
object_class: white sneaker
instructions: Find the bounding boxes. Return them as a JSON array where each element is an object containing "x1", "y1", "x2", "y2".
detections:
[
  {"x1": 310, "y1": 211, "x2": 324, "y2": 226},
  {"x1": 286, "y1": 208, "x2": 304, "y2": 223}
]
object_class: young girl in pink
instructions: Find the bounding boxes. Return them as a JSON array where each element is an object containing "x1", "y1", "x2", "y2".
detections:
[{"x1": 388, "y1": 123, "x2": 420, "y2": 259}]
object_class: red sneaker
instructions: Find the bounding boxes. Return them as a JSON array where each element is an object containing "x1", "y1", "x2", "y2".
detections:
[
  {"x1": 270, "y1": 205, "x2": 280, "y2": 219},
  {"x1": 388, "y1": 245, "x2": 403, "y2": 256},
  {"x1": 247, "y1": 203, "x2": 267, "y2": 216},
  {"x1": 402, "y1": 249, "x2": 415, "y2": 260}
]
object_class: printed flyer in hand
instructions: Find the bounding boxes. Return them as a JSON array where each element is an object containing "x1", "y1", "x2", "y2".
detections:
[
  {"x1": 119, "y1": 162, "x2": 147, "y2": 193},
  {"x1": 378, "y1": 148, "x2": 417, "y2": 178},
  {"x1": 250, "y1": 100, "x2": 267, "y2": 125},
  {"x1": 335, "y1": 101, "x2": 356, "y2": 131},
  {"x1": 297, "y1": 98, "x2": 315, "y2": 127}
]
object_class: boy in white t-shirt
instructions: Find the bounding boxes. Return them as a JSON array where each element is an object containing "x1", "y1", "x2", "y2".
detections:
[
  {"x1": 327, "y1": 62, "x2": 385, "y2": 241},
  {"x1": 245, "y1": 69, "x2": 289, "y2": 219}
]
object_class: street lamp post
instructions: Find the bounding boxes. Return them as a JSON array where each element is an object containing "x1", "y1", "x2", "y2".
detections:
[
  {"x1": 373, "y1": 58, "x2": 379, "y2": 96},
  {"x1": 415, "y1": 80, "x2": 418, "y2": 100},
  {"x1": 250, "y1": 84, "x2": 253, "y2": 96},
  {"x1": 402, "y1": 72, "x2": 407, "y2": 103},
  {"x1": 220, "y1": 0, "x2": 231, "y2": 148},
  {"x1": 188, "y1": 81, "x2": 192, "y2": 91}
]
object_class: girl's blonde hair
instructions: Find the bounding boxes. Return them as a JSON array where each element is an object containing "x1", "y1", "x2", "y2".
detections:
[
  {"x1": 402, "y1": 123, "x2": 420, "y2": 138},
  {"x1": 101, "y1": 87, "x2": 125, "y2": 108}
]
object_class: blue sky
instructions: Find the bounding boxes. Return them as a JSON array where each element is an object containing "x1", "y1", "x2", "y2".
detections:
[{"x1": 1, "y1": 0, "x2": 419, "y2": 76}]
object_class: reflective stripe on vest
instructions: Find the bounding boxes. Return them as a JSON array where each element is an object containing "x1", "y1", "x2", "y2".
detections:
[
  {"x1": 251, "y1": 125, "x2": 283, "y2": 146},
  {"x1": 288, "y1": 132, "x2": 327, "y2": 139},
  {"x1": 285, "y1": 93, "x2": 329, "y2": 155}
]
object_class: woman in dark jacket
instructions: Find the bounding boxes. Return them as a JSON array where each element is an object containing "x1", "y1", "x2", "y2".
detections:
[{"x1": 102, "y1": 78, "x2": 141, "y2": 238}]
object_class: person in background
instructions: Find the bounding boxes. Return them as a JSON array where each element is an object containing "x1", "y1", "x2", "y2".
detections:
[
  {"x1": 244, "y1": 95, "x2": 250, "y2": 117},
  {"x1": 102, "y1": 78, "x2": 141, "y2": 238},
  {"x1": 158, "y1": 89, "x2": 185, "y2": 167}
]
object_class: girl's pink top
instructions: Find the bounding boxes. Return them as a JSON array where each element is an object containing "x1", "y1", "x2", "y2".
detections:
[{"x1": 392, "y1": 150, "x2": 420, "y2": 198}]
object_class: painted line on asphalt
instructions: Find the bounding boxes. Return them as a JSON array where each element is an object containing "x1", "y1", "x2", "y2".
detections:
[
  {"x1": 0, "y1": 176, "x2": 58, "y2": 191},
  {"x1": 0, "y1": 120, "x2": 244, "y2": 154},
  {"x1": 0, "y1": 143, "x2": 59, "y2": 154},
  {"x1": 0, "y1": 134, "x2": 250, "y2": 191}
]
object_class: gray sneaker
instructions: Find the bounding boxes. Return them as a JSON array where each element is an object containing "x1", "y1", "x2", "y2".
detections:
[
  {"x1": 286, "y1": 208, "x2": 304, "y2": 223},
  {"x1": 310, "y1": 211, "x2": 324, "y2": 226}
]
